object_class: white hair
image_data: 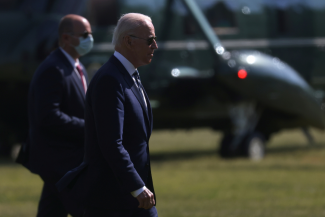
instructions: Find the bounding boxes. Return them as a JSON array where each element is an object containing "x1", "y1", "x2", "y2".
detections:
[{"x1": 112, "y1": 13, "x2": 152, "y2": 46}]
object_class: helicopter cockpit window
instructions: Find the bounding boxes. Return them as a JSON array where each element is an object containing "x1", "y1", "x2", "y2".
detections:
[
  {"x1": 184, "y1": 1, "x2": 238, "y2": 35},
  {"x1": 87, "y1": 0, "x2": 118, "y2": 27},
  {"x1": 206, "y1": 2, "x2": 238, "y2": 35},
  {"x1": 276, "y1": 9, "x2": 288, "y2": 34}
]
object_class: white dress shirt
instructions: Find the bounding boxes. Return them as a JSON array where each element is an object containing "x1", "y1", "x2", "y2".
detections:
[
  {"x1": 59, "y1": 47, "x2": 87, "y2": 92},
  {"x1": 114, "y1": 51, "x2": 147, "y2": 198}
]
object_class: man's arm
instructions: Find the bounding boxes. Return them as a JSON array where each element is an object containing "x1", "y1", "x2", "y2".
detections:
[
  {"x1": 91, "y1": 73, "x2": 145, "y2": 193},
  {"x1": 33, "y1": 67, "x2": 84, "y2": 141}
]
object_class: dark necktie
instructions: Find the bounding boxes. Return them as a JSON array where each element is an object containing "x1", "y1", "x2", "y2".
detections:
[
  {"x1": 133, "y1": 70, "x2": 147, "y2": 108},
  {"x1": 133, "y1": 70, "x2": 143, "y2": 92},
  {"x1": 76, "y1": 64, "x2": 86, "y2": 93}
]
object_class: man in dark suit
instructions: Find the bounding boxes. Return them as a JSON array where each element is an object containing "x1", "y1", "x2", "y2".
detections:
[
  {"x1": 57, "y1": 13, "x2": 158, "y2": 216},
  {"x1": 27, "y1": 14, "x2": 93, "y2": 217}
]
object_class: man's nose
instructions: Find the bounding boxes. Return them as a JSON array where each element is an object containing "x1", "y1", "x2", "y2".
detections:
[{"x1": 151, "y1": 40, "x2": 158, "y2": 49}]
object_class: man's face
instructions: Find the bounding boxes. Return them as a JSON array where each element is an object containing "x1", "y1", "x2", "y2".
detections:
[
  {"x1": 69, "y1": 18, "x2": 92, "y2": 47},
  {"x1": 130, "y1": 21, "x2": 158, "y2": 68}
]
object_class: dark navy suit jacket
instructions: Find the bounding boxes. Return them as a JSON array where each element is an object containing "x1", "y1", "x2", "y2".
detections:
[
  {"x1": 27, "y1": 48, "x2": 87, "y2": 183},
  {"x1": 56, "y1": 55, "x2": 155, "y2": 210}
]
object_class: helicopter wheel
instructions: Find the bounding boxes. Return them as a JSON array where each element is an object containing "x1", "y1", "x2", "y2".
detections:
[{"x1": 242, "y1": 132, "x2": 265, "y2": 160}]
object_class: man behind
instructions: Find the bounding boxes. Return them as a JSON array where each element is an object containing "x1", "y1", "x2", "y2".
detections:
[
  {"x1": 57, "y1": 13, "x2": 158, "y2": 216},
  {"x1": 27, "y1": 14, "x2": 93, "y2": 216}
]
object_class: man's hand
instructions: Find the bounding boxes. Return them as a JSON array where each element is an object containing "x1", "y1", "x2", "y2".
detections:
[{"x1": 136, "y1": 188, "x2": 155, "y2": 209}]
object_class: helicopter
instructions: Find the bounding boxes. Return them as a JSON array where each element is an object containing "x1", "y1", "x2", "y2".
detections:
[{"x1": 1, "y1": 0, "x2": 325, "y2": 159}]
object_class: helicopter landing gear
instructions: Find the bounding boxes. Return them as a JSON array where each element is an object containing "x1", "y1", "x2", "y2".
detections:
[
  {"x1": 218, "y1": 102, "x2": 266, "y2": 160},
  {"x1": 219, "y1": 132, "x2": 265, "y2": 160},
  {"x1": 242, "y1": 132, "x2": 265, "y2": 160}
]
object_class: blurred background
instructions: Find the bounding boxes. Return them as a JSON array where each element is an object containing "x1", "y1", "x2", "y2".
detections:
[{"x1": 1, "y1": 0, "x2": 325, "y2": 216}]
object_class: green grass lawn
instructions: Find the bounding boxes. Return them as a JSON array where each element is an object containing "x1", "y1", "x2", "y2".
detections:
[{"x1": 1, "y1": 128, "x2": 325, "y2": 217}]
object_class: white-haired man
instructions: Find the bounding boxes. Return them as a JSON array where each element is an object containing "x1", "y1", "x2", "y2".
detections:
[{"x1": 56, "y1": 13, "x2": 158, "y2": 216}]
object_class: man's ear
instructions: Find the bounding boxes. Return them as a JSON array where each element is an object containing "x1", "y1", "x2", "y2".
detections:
[
  {"x1": 60, "y1": 33, "x2": 70, "y2": 47},
  {"x1": 123, "y1": 35, "x2": 133, "y2": 50}
]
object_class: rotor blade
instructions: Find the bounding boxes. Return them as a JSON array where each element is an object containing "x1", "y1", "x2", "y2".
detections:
[{"x1": 182, "y1": 0, "x2": 225, "y2": 55}]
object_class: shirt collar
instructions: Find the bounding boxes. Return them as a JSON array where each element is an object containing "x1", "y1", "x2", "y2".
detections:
[
  {"x1": 114, "y1": 51, "x2": 136, "y2": 77},
  {"x1": 59, "y1": 47, "x2": 79, "y2": 68}
]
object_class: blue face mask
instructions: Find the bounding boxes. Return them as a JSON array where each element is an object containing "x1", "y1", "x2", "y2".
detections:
[{"x1": 73, "y1": 35, "x2": 94, "y2": 56}]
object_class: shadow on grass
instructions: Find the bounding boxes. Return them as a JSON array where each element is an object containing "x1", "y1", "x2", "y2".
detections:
[
  {"x1": 0, "y1": 150, "x2": 219, "y2": 164},
  {"x1": 150, "y1": 144, "x2": 325, "y2": 161},
  {"x1": 2, "y1": 144, "x2": 324, "y2": 164},
  {"x1": 0, "y1": 157, "x2": 19, "y2": 165},
  {"x1": 150, "y1": 150, "x2": 217, "y2": 162},
  {"x1": 266, "y1": 143, "x2": 325, "y2": 155}
]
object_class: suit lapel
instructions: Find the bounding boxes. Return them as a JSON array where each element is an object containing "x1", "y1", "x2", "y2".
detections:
[
  {"x1": 109, "y1": 56, "x2": 150, "y2": 127},
  {"x1": 56, "y1": 49, "x2": 86, "y2": 99},
  {"x1": 71, "y1": 70, "x2": 86, "y2": 99}
]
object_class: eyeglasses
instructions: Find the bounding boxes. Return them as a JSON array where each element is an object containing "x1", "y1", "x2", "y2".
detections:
[
  {"x1": 129, "y1": 35, "x2": 157, "y2": 45},
  {"x1": 66, "y1": 31, "x2": 92, "y2": 39}
]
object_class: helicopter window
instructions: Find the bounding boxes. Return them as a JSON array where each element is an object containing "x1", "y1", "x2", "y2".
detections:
[
  {"x1": 184, "y1": 1, "x2": 238, "y2": 35},
  {"x1": 184, "y1": 15, "x2": 197, "y2": 35},
  {"x1": 276, "y1": 9, "x2": 288, "y2": 34},
  {"x1": 206, "y1": 2, "x2": 238, "y2": 35},
  {"x1": 87, "y1": 0, "x2": 118, "y2": 27},
  {"x1": 274, "y1": 6, "x2": 314, "y2": 37}
]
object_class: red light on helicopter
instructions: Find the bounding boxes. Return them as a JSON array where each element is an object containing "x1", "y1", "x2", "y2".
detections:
[{"x1": 238, "y1": 69, "x2": 247, "y2": 79}]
